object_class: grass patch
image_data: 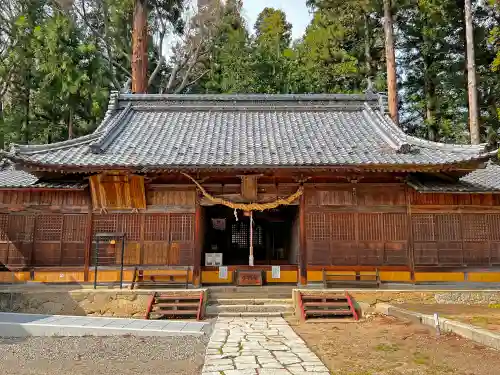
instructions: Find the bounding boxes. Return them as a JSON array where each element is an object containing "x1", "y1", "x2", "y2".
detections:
[
  {"x1": 374, "y1": 343, "x2": 399, "y2": 352},
  {"x1": 470, "y1": 316, "x2": 490, "y2": 327},
  {"x1": 413, "y1": 352, "x2": 430, "y2": 365},
  {"x1": 489, "y1": 304, "x2": 500, "y2": 309}
]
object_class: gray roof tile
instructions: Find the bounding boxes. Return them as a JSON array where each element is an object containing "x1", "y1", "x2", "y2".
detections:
[
  {"x1": 0, "y1": 163, "x2": 87, "y2": 189},
  {"x1": 6, "y1": 93, "x2": 495, "y2": 170},
  {"x1": 408, "y1": 162, "x2": 500, "y2": 193}
]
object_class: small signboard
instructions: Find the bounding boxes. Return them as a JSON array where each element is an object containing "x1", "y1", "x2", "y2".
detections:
[
  {"x1": 205, "y1": 253, "x2": 223, "y2": 266},
  {"x1": 237, "y1": 270, "x2": 263, "y2": 286},
  {"x1": 271, "y1": 266, "x2": 281, "y2": 279},
  {"x1": 219, "y1": 266, "x2": 228, "y2": 280}
]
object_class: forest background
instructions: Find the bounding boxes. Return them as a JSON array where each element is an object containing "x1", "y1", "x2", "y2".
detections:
[{"x1": 1, "y1": 0, "x2": 500, "y2": 146}]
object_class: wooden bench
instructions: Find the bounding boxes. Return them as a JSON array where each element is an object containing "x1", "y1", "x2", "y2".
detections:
[
  {"x1": 322, "y1": 269, "x2": 380, "y2": 288},
  {"x1": 135, "y1": 267, "x2": 191, "y2": 289}
]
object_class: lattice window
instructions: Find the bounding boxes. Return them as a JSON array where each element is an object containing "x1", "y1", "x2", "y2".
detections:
[
  {"x1": 382, "y1": 213, "x2": 407, "y2": 241},
  {"x1": 358, "y1": 214, "x2": 382, "y2": 241},
  {"x1": 35, "y1": 215, "x2": 63, "y2": 241},
  {"x1": 119, "y1": 214, "x2": 141, "y2": 241},
  {"x1": 306, "y1": 213, "x2": 330, "y2": 241},
  {"x1": 488, "y1": 215, "x2": 500, "y2": 241},
  {"x1": 92, "y1": 214, "x2": 118, "y2": 234},
  {"x1": 232, "y1": 222, "x2": 249, "y2": 248},
  {"x1": 144, "y1": 214, "x2": 169, "y2": 241},
  {"x1": 435, "y1": 214, "x2": 461, "y2": 241},
  {"x1": 462, "y1": 214, "x2": 488, "y2": 242},
  {"x1": 62, "y1": 215, "x2": 87, "y2": 242},
  {"x1": 412, "y1": 214, "x2": 435, "y2": 242},
  {"x1": 170, "y1": 214, "x2": 194, "y2": 242},
  {"x1": 0, "y1": 214, "x2": 8, "y2": 241},
  {"x1": 330, "y1": 213, "x2": 355, "y2": 241},
  {"x1": 253, "y1": 225, "x2": 263, "y2": 246}
]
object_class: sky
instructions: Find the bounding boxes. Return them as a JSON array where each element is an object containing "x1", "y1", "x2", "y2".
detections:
[{"x1": 241, "y1": 0, "x2": 312, "y2": 40}]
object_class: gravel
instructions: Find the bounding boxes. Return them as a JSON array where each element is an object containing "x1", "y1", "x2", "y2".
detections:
[{"x1": 0, "y1": 334, "x2": 209, "y2": 375}]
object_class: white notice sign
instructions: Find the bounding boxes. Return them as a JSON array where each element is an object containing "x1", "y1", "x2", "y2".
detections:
[
  {"x1": 271, "y1": 266, "x2": 281, "y2": 279},
  {"x1": 219, "y1": 266, "x2": 228, "y2": 279}
]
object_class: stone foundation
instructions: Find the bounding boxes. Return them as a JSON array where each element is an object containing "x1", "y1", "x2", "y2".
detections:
[{"x1": 0, "y1": 289, "x2": 207, "y2": 318}]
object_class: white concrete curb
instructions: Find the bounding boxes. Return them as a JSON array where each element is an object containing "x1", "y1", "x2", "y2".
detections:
[
  {"x1": 0, "y1": 312, "x2": 209, "y2": 337},
  {"x1": 376, "y1": 303, "x2": 500, "y2": 350}
]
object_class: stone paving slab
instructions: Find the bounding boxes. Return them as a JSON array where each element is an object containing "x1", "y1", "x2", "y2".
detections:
[
  {"x1": 0, "y1": 312, "x2": 209, "y2": 337},
  {"x1": 201, "y1": 317, "x2": 330, "y2": 375}
]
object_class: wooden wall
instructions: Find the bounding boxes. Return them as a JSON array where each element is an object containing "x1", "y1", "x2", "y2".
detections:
[
  {"x1": 0, "y1": 188, "x2": 195, "y2": 269},
  {"x1": 2, "y1": 183, "x2": 500, "y2": 271},
  {"x1": 305, "y1": 185, "x2": 500, "y2": 268}
]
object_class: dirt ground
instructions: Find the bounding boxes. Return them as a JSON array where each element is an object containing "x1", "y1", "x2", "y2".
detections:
[
  {"x1": 288, "y1": 315, "x2": 500, "y2": 375},
  {"x1": 396, "y1": 303, "x2": 500, "y2": 333}
]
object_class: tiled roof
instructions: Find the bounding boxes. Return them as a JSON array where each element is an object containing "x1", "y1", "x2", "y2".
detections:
[
  {"x1": 5, "y1": 93, "x2": 495, "y2": 171},
  {"x1": 408, "y1": 162, "x2": 500, "y2": 193},
  {"x1": 0, "y1": 163, "x2": 87, "y2": 189}
]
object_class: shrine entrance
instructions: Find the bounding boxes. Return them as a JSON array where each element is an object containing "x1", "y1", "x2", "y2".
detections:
[{"x1": 202, "y1": 205, "x2": 299, "y2": 267}]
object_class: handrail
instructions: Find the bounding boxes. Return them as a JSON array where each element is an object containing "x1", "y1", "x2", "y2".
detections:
[
  {"x1": 144, "y1": 292, "x2": 156, "y2": 320},
  {"x1": 345, "y1": 291, "x2": 359, "y2": 321}
]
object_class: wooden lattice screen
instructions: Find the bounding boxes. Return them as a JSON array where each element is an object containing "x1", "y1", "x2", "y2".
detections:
[
  {"x1": 92, "y1": 213, "x2": 195, "y2": 266},
  {"x1": 412, "y1": 213, "x2": 500, "y2": 266},
  {"x1": 0, "y1": 213, "x2": 88, "y2": 268},
  {"x1": 306, "y1": 212, "x2": 408, "y2": 266}
]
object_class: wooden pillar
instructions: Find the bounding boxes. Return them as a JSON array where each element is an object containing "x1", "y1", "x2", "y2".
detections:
[
  {"x1": 132, "y1": 0, "x2": 148, "y2": 93},
  {"x1": 405, "y1": 187, "x2": 415, "y2": 283},
  {"x1": 193, "y1": 198, "x2": 202, "y2": 287},
  {"x1": 83, "y1": 206, "x2": 94, "y2": 282},
  {"x1": 299, "y1": 192, "x2": 307, "y2": 286}
]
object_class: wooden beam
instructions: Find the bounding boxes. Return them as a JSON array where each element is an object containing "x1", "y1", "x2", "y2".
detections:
[
  {"x1": 299, "y1": 192, "x2": 307, "y2": 286},
  {"x1": 193, "y1": 198, "x2": 202, "y2": 287}
]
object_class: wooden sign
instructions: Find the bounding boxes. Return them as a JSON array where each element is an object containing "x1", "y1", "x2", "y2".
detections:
[{"x1": 237, "y1": 270, "x2": 262, "y2": 286}]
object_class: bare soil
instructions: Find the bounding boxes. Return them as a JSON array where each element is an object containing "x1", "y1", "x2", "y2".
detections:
[
  {"x1": 288, "y1": 315, "x2": 500, "y2": 375},
  {"x1": 395, "y1": 303, "x2": 500, "y2": 333}
]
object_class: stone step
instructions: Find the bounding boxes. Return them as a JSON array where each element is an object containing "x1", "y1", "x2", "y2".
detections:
[
  {"x1": 217, "y1": 312, "x2": 284, "y2": 317},
  {"x1": 207, "y1": 286, "x2": 295, "y2": 299},
  {"x1": 206, "y1": 304, "x2": 293, "y2": 315},
  {"x1": 208, "y1": 292, "x2": 293, "y2": 300},
  {"x1": 207, "y1": 298, "x2": 293, "y2": 305}
]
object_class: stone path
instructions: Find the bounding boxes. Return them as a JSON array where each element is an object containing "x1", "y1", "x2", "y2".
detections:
[
  {"x1": 201, "y1": 317, "x2": 330, "y2": 375},
  {"x1": 0, "y1": 312, "x2": 208, "y2": 337}
]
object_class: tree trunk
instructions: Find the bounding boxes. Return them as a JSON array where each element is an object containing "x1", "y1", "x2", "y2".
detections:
[
  {"x1": 132, "y1": 0, "x2": 148, "y2": 94},
  {"x1": 383, "y1": 0, "x2": 399, "y2": 125},
  {"x1": 364, "y1": 13, "x2": 372, "y2": 79},
  {"x1": 0, "y1": 101, "x2": 4, "y2": 150},
  {"x1": 23, "y1": 74, "x2": 30, "y2": 144},
  {"x1": 464, "y1": 0, "x2": 480, "y2": 144},
  {"x1": 68, "y1": 107, "x2": 74, "y2": 140}
]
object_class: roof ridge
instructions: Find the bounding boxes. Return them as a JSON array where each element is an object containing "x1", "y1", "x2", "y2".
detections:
[
  {"x1": 365, "y1": 104, "x2": 491, "y2": 155},
  {"x1": 119, "y1": 93, "x2": 381, "y2": 102},
  {"x1": 95, "y1": 90, "x2": 120, "y2": 132},
  {"x1": 90, "y1": 103, "x2": 133, "y2": 154},
  {"x1": 10, "y1": 132, "x2": 101, "y2": 156},
  {"x1": 362, "y1": 103, "x2": 409, "y2": 152}
]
